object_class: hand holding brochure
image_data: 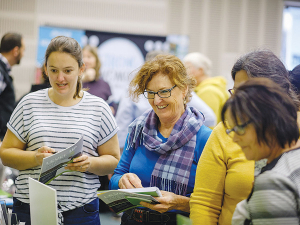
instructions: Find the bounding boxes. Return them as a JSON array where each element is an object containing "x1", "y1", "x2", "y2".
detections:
[
  {"x1": 97, "y1": 187, "x2": 162, "y2": 214},
  {"x1": 118, "y1": 187, "x2": 162, "y2": 197},
  {"x1": 38, "y1": 136, "x2": 83, "y2": 184}
]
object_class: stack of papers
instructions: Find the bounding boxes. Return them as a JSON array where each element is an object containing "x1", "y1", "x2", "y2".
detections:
[{"x1": 97, "y1": 187, "x2": 162, "y2": 214}]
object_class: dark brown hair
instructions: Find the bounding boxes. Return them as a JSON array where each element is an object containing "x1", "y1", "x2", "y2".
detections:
[
  {"x1": 44, "y1": 36, "x2": 83, "y2": 99},
  {"x1": 221, "y1": 78, "x2": 299, "y2": 149},
  {"x1": 129, "y1": 54, "x2": 196, "y2": 105},
  {"x1": 0, "y1": 32, "x2": 22, "y2": 53},
  {"x1": 289, "y1": 64, "x2": 300, "y2": 95}
]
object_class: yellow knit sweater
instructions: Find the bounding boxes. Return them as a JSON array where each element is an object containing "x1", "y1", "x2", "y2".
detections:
[
  {"x1": 190, "y1": 122, "x2": 254, "y2": 225},
  {"x1": 194, "y1": 76, "x2": 229, "y2": 125}
]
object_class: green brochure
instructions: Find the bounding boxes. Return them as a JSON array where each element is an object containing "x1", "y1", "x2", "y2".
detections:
[{"x1": 177, "y1": 214, "x2": 192, "y2": 225}]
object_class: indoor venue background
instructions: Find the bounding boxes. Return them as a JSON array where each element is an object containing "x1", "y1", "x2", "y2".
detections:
[{"x1": 0, "y1": 0, "x2": 290, "y2": 101}]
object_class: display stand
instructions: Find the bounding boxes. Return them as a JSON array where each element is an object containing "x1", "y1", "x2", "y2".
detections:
[{"x1": 28, "y1": 178, "x2": 58, "y2": 225}]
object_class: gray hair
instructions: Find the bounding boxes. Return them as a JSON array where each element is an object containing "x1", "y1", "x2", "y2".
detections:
[
  {"x1": 183, "y1": 52, "x2": 212, "y2": 76},
  {"x1": 145, "y1": 50, "x2": 166, "y2": 62},
  {"x1": 231, "y1": 49, "x2": 300, "y2": 108}
]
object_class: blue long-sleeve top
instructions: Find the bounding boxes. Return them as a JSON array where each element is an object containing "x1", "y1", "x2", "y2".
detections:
[{"x1": 109, "y1": 125, "x2": 212, "y2": 197}]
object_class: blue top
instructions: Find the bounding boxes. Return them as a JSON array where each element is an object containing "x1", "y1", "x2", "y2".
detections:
[{"x1": 109, "y1": 125, "x2": 212, "y2": 197}]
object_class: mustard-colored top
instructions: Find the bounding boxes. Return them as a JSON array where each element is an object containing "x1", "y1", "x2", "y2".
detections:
[
  {"x1": 190, "y1": 122, "x2": 254, "y2": 225},
  {"x1": 194, "y1": 77, "x2": 229, "y2": 125}
]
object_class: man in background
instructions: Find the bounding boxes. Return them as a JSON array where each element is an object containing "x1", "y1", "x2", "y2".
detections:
[
  {"x1": 0, "y1": 32, "x2": 25, "y2": 187},
  {"x1": 183, "y1": 52, "x2": 228, "y2": 124},
  {"x1": 0, "y1": 32, "x2": 25, "y2": 141}
]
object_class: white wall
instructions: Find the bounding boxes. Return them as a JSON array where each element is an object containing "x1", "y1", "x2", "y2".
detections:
[{"x1": 0, "y1": 0, "x2": 284, "y2": 100}]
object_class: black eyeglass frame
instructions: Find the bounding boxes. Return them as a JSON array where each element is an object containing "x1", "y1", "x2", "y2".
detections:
[
  {"x1": 143, "y1": 85, "x2": 177, "y2": 99},
  {"x1": 226, "y1": 120, "x2": 252, "y2": 136}
]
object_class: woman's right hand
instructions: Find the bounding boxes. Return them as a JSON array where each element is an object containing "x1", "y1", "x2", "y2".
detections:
[
  {"x1": 35, "y1": 146, "x2": 56, "y2": 166},
  {"x1": 118, "y1": 173, "x2": 143, "y2": 189}
]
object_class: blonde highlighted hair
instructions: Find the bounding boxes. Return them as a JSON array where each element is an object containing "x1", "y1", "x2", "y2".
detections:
[
  {"x1": 129, "y1": 54, "x2": 196, "y2": 105},
  {"x1": 82, "y1": 45, "x2": 101, "y2": 80}
]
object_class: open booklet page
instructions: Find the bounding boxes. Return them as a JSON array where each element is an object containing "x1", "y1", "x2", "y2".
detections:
[
  {"x1": 97, "y1": 187, "x2": 162, "y2": 214},
  {"x1": 38, "y1": 136, "x2": 83, "y2": 184},
  {"x1": 118, "y1": 187, "x2": 162, "y2": 197}
]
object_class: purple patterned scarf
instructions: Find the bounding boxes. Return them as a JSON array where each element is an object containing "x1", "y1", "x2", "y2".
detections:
[{"x1": 126, "y1": 106, "x2": 204, "y2": 195}]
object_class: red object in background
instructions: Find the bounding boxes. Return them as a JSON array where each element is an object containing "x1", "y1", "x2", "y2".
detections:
[{"x1": 35, "y1": 67, "x2": 42, "y2": 84}]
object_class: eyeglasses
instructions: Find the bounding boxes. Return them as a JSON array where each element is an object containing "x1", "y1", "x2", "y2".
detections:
[
  {"x1": 143, "y1": 85, "x2": 177, "y2": 99},
  {"x1": 228, "y1": 88, "x2": 235, "y2": 95},
  {"x1": 226, "y1": 120, "x2": 251, "y2": 136}
]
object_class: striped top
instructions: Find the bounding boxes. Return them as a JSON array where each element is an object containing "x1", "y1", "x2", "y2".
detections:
[
  {"x1": 7, "y1": 88, "x2": 118, "y2": 212},
  {"x1": 232, "y1": 148, "x2": 300, "y2": 225}
]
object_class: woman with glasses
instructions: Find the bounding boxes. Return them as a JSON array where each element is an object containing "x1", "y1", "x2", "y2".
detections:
[
  {"x1": 222, "y1": 78, "x2": 300, "y2": 224},
  {"x1": 190, "y1": 49, "x2": 300, "y2": 225},
  {"x1": 109, "y1": 54, "x2": 212, "y2": 225}
]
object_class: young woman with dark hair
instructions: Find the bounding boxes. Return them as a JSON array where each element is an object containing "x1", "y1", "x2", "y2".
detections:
[{"x1": 0, "y1": 36, "x2": 120, "y2": 224}]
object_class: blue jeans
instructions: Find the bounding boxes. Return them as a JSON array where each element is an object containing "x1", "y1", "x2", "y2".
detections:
[{"x1": 13, "y1": 197, "x2": 101, "y2": 225}]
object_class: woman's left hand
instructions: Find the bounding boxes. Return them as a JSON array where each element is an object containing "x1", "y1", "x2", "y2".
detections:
[
  {"x1": 65, "y1": 154, "x2": 91, "y2": 172},
  {"x1": 139, "y1": 191, "x2": 178, "y2": 213}
]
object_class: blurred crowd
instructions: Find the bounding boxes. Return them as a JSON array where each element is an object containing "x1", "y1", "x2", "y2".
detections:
[{"x1": 1, "y1": 32, "x2": 300, "y2": 225}]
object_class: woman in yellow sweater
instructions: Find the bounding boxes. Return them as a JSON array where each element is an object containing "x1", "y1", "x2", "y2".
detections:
[{"x1": 190, "y1": 49, "x2": 300, "y2": 225}]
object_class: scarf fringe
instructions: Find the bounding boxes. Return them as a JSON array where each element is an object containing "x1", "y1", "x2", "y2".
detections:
[{"x1": 151, "y1": 175, "x2": 188, "y2": 196}]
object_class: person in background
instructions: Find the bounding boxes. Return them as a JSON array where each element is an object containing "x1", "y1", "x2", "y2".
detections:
[
  {"x1": 82, "y1": 45, "x2": 117, "y2": 115},
  {"x1": 0, "y1": 32, "x2": 25, "y2": 189},
  {"x1": 116, "y1": 51, "x2": 216, "y2": 150},
  {"x1": 82, "y1": 45, "x2": 112, "y2": 101},
  {"x1": 0, "y1": 36, "x2": 120, "y2": 225},
  {"x1": 289, "y1": 64, "x2": 300, "y2": 95},
  {"x1": 183, "y1": 52, "x2": 228, "y2": 124},
  {"x1": 189, "y1": 49, "x2": 300, "y2": 225},
  {"x1": 222, "y1": 78, "x2": 300, "y2": 224},
  {"x1": 0, "y1": 32, "x2": 25, "y2": 141},
  {"x1": 110, "y1": 54, "x2": 212, "y2": 225},
  {"x1": 289, "y1": 65, "x2": 300, "y2": 127}
]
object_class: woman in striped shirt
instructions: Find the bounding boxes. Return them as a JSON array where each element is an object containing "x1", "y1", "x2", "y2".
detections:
[{"x1": 0, "y1": 36, "x2": 120, "y2": 224}]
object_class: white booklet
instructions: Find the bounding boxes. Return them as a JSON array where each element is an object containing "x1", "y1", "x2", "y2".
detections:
[
  {"x1": 38, "y1": 136, "x2": 83, "y2": 184},
  {"x1": 118, "y1": 187, "x2": 162, "y2": 197},
  {"x1": 97, "y1": 187, "x2": 162, "y2": 214}
]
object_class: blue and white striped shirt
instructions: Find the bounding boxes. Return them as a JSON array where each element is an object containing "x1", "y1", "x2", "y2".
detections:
[{"x1": 8, "y1": 88, "x2": 118, "y2": 212}]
